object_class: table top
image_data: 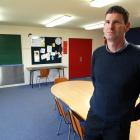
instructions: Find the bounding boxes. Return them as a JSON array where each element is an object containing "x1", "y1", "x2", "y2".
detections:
[
  {"x1": 51, "y1": 80, "x2": 140, "y2": 140},
  {"x1": 51, "y1": 80, "x2": 93, "y2": 120},
  {"x1": 26, "y1": 65, "x2": 67, "y2": 71}
]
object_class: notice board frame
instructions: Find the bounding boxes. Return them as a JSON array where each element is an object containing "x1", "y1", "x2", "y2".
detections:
[{"x1": 31, "y1": 36, "x2": 62, "y2": 65}]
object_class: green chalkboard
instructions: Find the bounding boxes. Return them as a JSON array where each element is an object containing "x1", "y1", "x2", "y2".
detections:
[{"x1": 0, "y1": 34, "x2": 22, "y2": 65}]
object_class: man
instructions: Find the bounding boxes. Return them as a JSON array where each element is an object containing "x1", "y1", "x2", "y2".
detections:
[{"x1": 84, "y1": 5, "x2": 140, "y2": 140}]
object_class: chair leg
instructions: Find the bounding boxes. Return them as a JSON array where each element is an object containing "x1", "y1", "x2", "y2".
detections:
[
  {"x1": 57, "y1": 117, "x2": 62, "y2": 135},
  {"x1": 36, "y1": 77, "x2": 41, "y2": 88},
  {"x1": 73, "y1": 132, "x2": 76, "y2": 140},
  {"x1": 36, "y1": 77, "x2": 40, "y2": 88},
  {"x1": 68, "y1": 124, "x2": 71, "y2": 140},
  {"x1": 36, "y1": 77, "x2": 38, "y2": 86},
  {"x1": 46, "y1": 78, "x2": 48, "y2": 85},
  {"x1": 39, "y1": 78, "x2": 41, "y2": 88}
]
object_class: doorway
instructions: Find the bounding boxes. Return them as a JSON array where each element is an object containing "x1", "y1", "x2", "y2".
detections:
[{"x1": 69, "y1": 38, "x2": 92, "y2": 79}]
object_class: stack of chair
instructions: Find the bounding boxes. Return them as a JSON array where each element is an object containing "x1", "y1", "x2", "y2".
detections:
[
  {"x1": 54, "y1": 77, "x2": 68, "y2": 84},
  {"x1": 54, "y1": 97, "x2": 71, "y2": 140},
  {"x1": 53, "y1": 77, "x2": 70, "y2": 139},
  {"x1": 68, "y1": 109, "x2": 85, "y2": 140}
]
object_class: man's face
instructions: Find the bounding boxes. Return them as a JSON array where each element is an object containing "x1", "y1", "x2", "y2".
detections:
[{"x1": 103, "y1": 13, "x2": 130, "y2": 42}]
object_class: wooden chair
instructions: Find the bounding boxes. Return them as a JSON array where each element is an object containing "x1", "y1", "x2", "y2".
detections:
[
  {"x1": 54, "y1": 77, "x2": 68, "y2": 84},
  {"x1": 54, "y1": 97, "x2": 71, "y2": 140},
  {"x1": 36, "y1": 69, "x2": 50, "y2": 87},
  {"x1": 53, "y1": 77, "x2": 68, "y2": 109},
  {"x1": 69, "y1": 109, "x2": 84, "y2": 140}
]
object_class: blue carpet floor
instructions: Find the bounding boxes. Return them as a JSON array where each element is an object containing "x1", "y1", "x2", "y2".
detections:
[{"x1": 0, "y1": 83, "x2": 81, "y2": 140}]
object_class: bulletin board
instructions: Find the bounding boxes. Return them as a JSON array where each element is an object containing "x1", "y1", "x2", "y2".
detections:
[{"x1": 31, "y1": 37, "x2": 62, "y2": 64}]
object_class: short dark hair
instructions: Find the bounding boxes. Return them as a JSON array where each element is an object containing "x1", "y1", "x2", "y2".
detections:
[{"x1": 106, "y1": 5, "x2": 129, "y2": 24}]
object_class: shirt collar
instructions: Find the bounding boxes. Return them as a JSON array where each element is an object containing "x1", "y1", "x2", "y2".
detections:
[{"x1": 106, "y1": 40, "x2": 129, "y2": 53}]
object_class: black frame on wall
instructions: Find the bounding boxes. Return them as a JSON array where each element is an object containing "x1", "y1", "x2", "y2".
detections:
[{"x1": 31, "y1": 36, "x2": 62, "y2": 65}]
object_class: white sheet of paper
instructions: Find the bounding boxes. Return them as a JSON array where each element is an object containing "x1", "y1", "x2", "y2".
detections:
[
  {"x1": 52, "y1": 43, "x2": 55, "y2": 47},
  {"x1": 32, "y1": 37, "x2": 45, "y2": 47},
  {"x1": 46, "y1": 53, "x2": 50, "y2": 61},
  {"x1": 51, "y1": 52, "x2": 55, "y2": 56},
  {"x1": 34, "y1": 51, "x2": 40, "y2": 62},
  {"x1": 51, "y1": 55, "x2": 54, "y2": 60},
  {"x1": 58, "y1": 54, "x2": 62, "y2": 58},
  {"x1": 46, "y1": 56, "x2": 50, "y2": 61},
  {"x1": 40, "y1": 48, "x2": 45, "y2": 53},
  {"x1": 47, "y1": 45, "x2": 52, "y2": 53},
  {"x1": 41, "y1": 54, "x2": 46, "y2": 60}
]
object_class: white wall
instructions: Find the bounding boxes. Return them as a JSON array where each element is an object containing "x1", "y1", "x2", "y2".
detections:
[{"x1": 0, "y1": 25, "x2": 103, "y2": 86}]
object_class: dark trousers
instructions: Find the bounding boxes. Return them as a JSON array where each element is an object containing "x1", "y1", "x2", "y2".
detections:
[{"x1": 84, "y1": 111, "x2": 131, "y2": 140}]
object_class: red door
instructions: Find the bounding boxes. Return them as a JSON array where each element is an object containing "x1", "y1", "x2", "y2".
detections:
[{"x1": 69, "y1": 38, "x2": 92, "y2": 79}]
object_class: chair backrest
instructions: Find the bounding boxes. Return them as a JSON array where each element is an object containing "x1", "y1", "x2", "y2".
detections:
[
  {"x1": 39, "y1": 69, "x2": 50, "y2": 78},
  {"x1": 54, "y1": 77, "x2": 68, "y2": 84},
  {"x1": 54, "y1": 97, "x2": 69, "y2": 123},
  {"x1": 69, "y1": 109, "x2": 84, "y2": 140}
]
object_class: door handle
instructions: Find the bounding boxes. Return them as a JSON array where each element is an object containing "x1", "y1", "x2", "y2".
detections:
[{"x1": 80, "y1": 56, "x2": 82, "y2": 62}]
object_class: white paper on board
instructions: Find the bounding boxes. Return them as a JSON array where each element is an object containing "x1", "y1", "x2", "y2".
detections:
[{"x1": 34, "y1": 51, "x2": 40, "y2": 62}]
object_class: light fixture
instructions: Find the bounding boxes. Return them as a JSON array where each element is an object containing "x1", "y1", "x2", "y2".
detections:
[
  {"x1": 83, "y1": 21, "x2": 105, "y2": 30},
  {"x1": 45, "y1": 15, "x2": 73, "y2": 27},
  {"x1": 90, "y1": 0, "x2": 119, "y2": 8}
]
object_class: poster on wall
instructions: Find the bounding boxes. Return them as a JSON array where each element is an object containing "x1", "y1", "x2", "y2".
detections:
[
  {"x1": 31, "y1": 37, "x2": 45, "y2": 47},
  {"x1": 34, "y1": 51, "x2": 40, "y2": 62},
  {"x1": 31, "y1": 36, "x2": 62, "y2": 64},
  {"x1": 63, "y1": 41, "x2": 68, "y2": 54}
]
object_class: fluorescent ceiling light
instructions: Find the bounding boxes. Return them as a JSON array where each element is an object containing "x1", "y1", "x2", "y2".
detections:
[
  {"x1": 90, "y1": 0, "x2": 119, "y2": 8},
  {"x1": 45, "y1": 15, "x2": 73, "y2": 27},
  {"x1": 83, "y1": 21, "x2": 105, "y2": 30}
]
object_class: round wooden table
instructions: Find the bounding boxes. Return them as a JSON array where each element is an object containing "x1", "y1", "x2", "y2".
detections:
[{"x1": 51, "y1": 80, "x2": 140, "y2": 140}]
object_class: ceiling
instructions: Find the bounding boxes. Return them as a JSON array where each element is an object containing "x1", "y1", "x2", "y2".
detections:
[{"x1": 0, "y1": 0, "x2": 140, "y2": 30}]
